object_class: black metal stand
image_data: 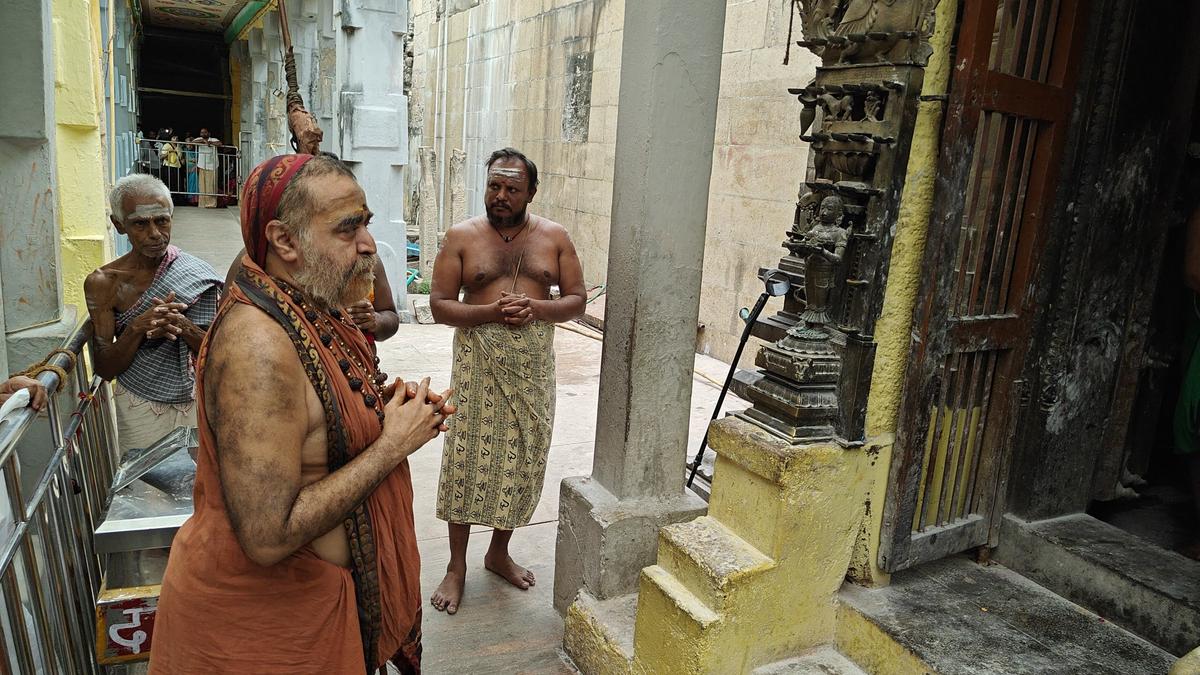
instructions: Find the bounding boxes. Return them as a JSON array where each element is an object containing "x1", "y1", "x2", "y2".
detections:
[{"x1": 686, "y1": 293, "x2": 770, "y2": 488}]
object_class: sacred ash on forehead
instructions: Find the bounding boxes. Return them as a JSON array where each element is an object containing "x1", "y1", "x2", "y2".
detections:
[
  {"x1": 489, "y1": 167, "x2": 525, "y2": 180},
  {"x1": 131, "y1": 203, "x2": 171, "y2": 219}
]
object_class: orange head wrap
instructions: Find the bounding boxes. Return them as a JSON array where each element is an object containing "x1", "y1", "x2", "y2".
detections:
[{"x1": 240, "y1": 154, "x2": 317, "y2": 266}]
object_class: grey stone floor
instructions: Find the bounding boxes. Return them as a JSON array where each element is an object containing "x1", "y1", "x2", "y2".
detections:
[
  {"x1": 842, "y1": 556, "x2": 1176, "y2": 674},
  {"x1": 168, "y1": 205, "x2": 244, "y2": 279},
  {"x1": 169, "y1": 205, "x2": 743, "y2": 673}
]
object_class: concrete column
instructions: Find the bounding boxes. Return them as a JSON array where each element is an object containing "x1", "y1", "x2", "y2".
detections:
[
  {"x1": 552, "y1": 0, "x2": 726, "y2": 613},
  {"x1": 0, "y1": 0, "x2": 74, "y2": 374}
]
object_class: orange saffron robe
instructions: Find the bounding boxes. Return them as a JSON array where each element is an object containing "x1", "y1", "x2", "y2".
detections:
[{"x1": 150, "y1": 262, "x2": 421, "y2": 674}]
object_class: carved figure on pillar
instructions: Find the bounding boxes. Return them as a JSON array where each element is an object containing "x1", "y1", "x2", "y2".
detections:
[
  {"x1": 793, "y1": 195, "x2": 849, "y2": 340},
  {"x1": 733, "y1": 193, "x2": 848, "y2": 444},
  {"x1": 731, "y1": 0, "x2": 936, "y2": 444},
  {"x1": 820, "y1": 93, "x2": 854, "y2": 123},
  {"x1": 864, "y1": 90, "x2": 883, "y2": 121},
  {"x1": 788, "y1": 0, "x2": 936, "y2": 67}
]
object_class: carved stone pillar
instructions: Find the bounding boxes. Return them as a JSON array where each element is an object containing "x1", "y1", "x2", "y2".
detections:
[{"x1": 732, "y1": 0, "x2": 938, "y2": 445}]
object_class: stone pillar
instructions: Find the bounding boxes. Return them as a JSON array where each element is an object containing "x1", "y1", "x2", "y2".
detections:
[
  {"x1": 552, "y1": 0, "x2": 726, "y2": 614},
  {"x1": 416, "y1": 146, "x2": 439, "y2": 279},
  {"x1": 0, "y1": 0, "x2": 74, "y2": 375},
  {"x1": 448, "y1": 148, "x2": 467, "y2": 228},
  {"x1": 729, "y1": 3, "x2": 938, "y2": 448}
]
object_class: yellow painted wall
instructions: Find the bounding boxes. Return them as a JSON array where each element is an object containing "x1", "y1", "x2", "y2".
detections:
[
  {"x1": 53, "y1": 0, "x2": 113, "y2": 313},
  {"x1": 846, "y1": 0, "x2": 960, "y2": 587}
]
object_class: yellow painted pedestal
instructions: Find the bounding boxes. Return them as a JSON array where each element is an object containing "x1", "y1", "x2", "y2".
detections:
[{"x1": 632, "y1": 418, "x2": 870, "y2": 673}]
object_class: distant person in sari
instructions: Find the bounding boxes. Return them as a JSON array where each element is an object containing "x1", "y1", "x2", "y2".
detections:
[
  {"x1": 159, "y1": 134, "x2": 183, "y2": 203},
  {"x1": 183, "y1": 132, "x2": 199, "y2": 206}
]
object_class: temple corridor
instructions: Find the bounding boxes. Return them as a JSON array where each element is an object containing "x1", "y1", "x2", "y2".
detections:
[{"x1": 167, "y1": 205, "x2": 741, "y2": 673}]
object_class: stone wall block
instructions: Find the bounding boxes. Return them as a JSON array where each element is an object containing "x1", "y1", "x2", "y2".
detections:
[
  {"x1": 576, "y1": 177, "x2": 612, "y2": 217},
  {"x1": 721, "y1": 0, "x2": 768, "y2": 53}
]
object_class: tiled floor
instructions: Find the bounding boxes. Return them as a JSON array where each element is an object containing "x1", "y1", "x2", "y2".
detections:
[{"x1": 170, "y1": 206, "x2": 745, "y2": 673}]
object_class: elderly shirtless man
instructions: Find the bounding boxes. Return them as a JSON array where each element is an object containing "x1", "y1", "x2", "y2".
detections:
[
  {"x1": 85, "y1": 174, "x2": 221, "y2": 456},
  {"x1": 429, "y1": 147, "x2": 586, "y2": 614}
]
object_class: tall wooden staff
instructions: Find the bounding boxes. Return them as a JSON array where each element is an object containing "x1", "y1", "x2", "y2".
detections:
[{"x1": 278, "y1": 0, "x2": 324, "y2": 154}]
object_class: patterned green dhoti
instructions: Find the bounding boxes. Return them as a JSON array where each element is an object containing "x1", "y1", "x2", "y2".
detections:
[{"x1": 436, "y1": 321, "x2": 556, "y2": 529}]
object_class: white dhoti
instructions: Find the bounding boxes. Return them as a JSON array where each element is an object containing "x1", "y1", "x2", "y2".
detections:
[
  {"x1": 112, "y1": 381, "x2": 197, "y2": 457},
  {"x1": 198, "y1": 168, "x2": 217, "y2": 208}
]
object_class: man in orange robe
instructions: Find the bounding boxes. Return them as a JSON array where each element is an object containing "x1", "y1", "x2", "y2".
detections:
[{"x1": 151, "y1": 154, "x2": 450, "y2": 673}]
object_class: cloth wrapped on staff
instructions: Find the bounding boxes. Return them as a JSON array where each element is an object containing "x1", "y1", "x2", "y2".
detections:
[{"x1": 436, "y1": 321, "x2": 556, "y2": 530}]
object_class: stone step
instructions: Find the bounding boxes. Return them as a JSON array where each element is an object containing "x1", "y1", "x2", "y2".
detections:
[
  {"x1": 995, "y1": 513, "x2": 1200, "y2": 656},
  {"x1": 638, "y1": 563, "x2": 721, "y2": 632},
  {"x1": 561, "y1": 590, "x2": 636, "y2": 675},
  {"x1": 656, "y1": 515, "x2": 775, "y2": 611},
  {"x1": 752, "y1": 646, "x2": 868, "y2": 675},
  {"x1": 630, "y1": 565, "x2": 726, "y2": 672},
  {"x1": 838, "y1": 556, "x2": 1176, "y2": 674}
]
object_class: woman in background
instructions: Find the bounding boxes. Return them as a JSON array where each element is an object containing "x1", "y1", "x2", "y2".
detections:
[
  {"x1": 160, "y1": 134, "x2": 183, "y2": 203},
  {"x1": 183, "y1": 131, "x2": 199, "y2": 206}
]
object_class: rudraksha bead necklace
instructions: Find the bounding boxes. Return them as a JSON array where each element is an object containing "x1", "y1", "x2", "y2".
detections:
[{"x1": 277, "y1": 280, "x2": 388, "y2": 426}]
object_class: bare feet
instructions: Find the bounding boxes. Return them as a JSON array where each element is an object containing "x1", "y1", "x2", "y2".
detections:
[
  {"x1": 484, "y1": 553, "x2": 536, "y2": 590},
  {"x1": 430, "y1": 568, "x2": 465, "y2": 615}
]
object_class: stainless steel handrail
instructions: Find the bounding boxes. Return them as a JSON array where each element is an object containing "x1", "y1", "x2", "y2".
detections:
[{"x1": 0, "y1": 320, "x2": 119, "y2": 673}]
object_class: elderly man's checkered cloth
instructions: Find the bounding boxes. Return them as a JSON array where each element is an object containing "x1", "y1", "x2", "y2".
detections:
[{"x1": 114, "y1": 246, "x2": 221, "y2": 404}]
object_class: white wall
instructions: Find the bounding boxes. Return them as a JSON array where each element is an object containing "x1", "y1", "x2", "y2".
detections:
[{"x1": 235, "y1": 0, "x2": 412, "y2": 305}]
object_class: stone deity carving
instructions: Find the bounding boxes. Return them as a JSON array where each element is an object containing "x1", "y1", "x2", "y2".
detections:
[
  {"x1": 864, "y1": 90, "x2": 883, "y2": 121},
  {"x1": 794, "y1": 194, "x2": 849, "y2": 339}
]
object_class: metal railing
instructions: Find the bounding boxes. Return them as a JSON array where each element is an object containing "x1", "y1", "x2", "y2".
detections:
[
  {"x1": 136, "y1": 139, "x2": 242, "y2": 202},
  {"x1": 0, "y1": 321, "x2": 119, "y2": 674}
]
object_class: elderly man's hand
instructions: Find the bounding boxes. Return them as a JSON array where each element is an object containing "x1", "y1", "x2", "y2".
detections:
[
  {"x1": 347, "y1": 301, "x2": 378, "y2": 334},
  {"x1": 0, "y1": 376, "x2": 48, "y2": 411},
  {"x1": 149, "y1": 309, "x2": 199, "y2": 342},
  {"x1": 131, "y1": 292, "x2": 186, "y2": 340}
]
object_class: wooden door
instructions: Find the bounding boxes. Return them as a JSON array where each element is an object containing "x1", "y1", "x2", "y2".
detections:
[{"x1": 879, "y1": 0, "x2": 1087, "y2": 573}]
